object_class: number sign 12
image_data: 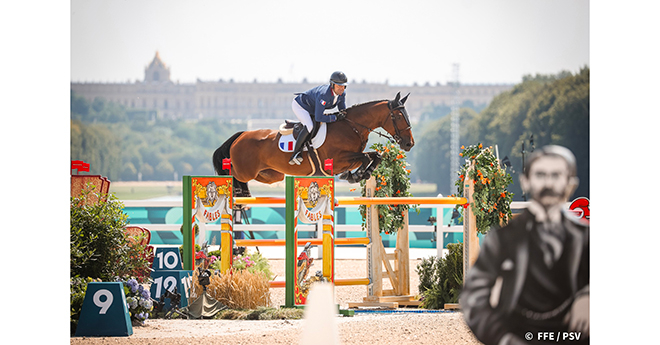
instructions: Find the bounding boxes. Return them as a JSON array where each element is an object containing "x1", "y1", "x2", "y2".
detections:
[{"x1": 149, "y1": 270, "x2": 193, "y2": 310}]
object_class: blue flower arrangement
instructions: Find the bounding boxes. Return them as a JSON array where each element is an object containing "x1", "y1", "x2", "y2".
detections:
[{"x1": 119, "y1": 277, "x2": 153, "y2": 324}]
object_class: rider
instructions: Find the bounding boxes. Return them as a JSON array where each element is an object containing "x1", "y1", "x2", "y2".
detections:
[{"x1": 289, "y1": 71, "x2": 349, "y2": 165}]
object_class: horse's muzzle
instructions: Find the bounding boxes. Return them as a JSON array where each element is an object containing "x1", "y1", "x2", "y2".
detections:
[{"x1": 401, "y1": 138, "x2": 414, "y2": 152}]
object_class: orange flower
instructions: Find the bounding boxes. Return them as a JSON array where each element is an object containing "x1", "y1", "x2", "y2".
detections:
[
  {"x1": 406, "y1": 169, "x2": 411, "y2": 174},
  {"x1": 349, "y1": 188, "x2": 356, "y2": 192},
  {"x1": 478, "y1": 143, "x2": 483, "y2": 148},
  {"x1": 460, "y1": 174, "x2": 465, "y2": 181},
  {"x1": 459, "y1": 153, "x2": 463, "y2": 157},
  {"x1": 461, "y1": 145, "x2": 465, "y2": 149},
  {"x1": 500, "y1": 192, "x2": 506, "y2": 198}
]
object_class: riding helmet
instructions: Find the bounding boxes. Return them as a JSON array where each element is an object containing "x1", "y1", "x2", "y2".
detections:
[{"x1": 330, "y1": 71, "x2": 348, "y2": 86}]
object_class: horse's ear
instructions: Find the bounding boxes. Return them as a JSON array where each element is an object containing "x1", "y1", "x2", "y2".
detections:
[
  {"x1": 393, "y1": 92, "x2": 401, "y2": 103},
  {"x1": 401, "y1": 93, "x2": 410, "y2": 104}
]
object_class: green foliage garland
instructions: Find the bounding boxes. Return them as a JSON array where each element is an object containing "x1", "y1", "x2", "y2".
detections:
[
  {"x1": 454, "y1": 144, "x2": 514, "y2": 234},
  {"x1": 359, "y1": 142, "x2": 415, "y2": 234}
]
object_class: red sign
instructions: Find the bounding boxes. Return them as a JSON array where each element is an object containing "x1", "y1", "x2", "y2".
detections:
[
  {"x1": 222, "y1": 158, "x2": 231, "y2": 171},
  {"x1": 569, "y1": 197, "x2": 590, "y2": 221},
  {"x1": 71, "y1": 160, "x2": 90, "y2": 173},
  {"x1": 324, "y1": 159, "x2": 333, "y2": 175}
]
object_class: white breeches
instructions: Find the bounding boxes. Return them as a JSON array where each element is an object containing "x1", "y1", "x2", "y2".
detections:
[{"x1": 291, "y1": 99, "x2": 314, "y2": 132}]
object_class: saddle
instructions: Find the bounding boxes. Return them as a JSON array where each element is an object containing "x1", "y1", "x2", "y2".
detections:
[{"x1": 279, "y1": 120, "x2": 306, "y2": 139}]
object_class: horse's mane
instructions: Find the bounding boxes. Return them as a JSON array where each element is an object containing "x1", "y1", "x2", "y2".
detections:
[
  {"x1": 326, "y1": 100, "x2": 387, "y2": 117},
  {"x1": 347, "y1": 99, "x2": 387, "y2": 110}
]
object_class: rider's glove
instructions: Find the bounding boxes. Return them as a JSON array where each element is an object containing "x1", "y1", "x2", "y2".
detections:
[{"x1": 336, "y1": 110, "x2": 347, "y2": 121}]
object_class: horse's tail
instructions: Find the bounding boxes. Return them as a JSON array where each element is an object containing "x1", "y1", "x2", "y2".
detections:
[{"x1": 213, "y1": 131, "x2": 244, "y2": 175}]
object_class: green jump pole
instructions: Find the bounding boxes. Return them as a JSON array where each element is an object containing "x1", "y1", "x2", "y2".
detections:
[
  {"x1": 182, "y1": 176, "x2": 194, "y2": 271},
  {"x1": 285, "y1": 175, "x2": 296, "y2": 308}
]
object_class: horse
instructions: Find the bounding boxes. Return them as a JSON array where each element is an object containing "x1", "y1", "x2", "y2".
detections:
[{"x1": 212, "y1": 92, "x2": 414, "y2": 197}]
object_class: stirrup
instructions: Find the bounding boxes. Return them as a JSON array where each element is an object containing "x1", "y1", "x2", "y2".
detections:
[{"x1": 289, "y1": 152, "x2": 303, "y2": 165}]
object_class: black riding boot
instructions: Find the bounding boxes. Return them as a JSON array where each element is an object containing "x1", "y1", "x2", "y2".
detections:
[{"x1": 289, "y1": 127, "x2": 310, "y2": 165}]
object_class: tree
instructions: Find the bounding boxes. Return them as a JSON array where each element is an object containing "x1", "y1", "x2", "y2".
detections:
[
  {"x1": 411, "y1": 108, "x2": 478, "y2": 196},
  {"x1": 467, "y1": 68, "x2": 590, "y2": 199},
  {"x1": 70, "y1": 120, "x2": 121, "y2": 180}
]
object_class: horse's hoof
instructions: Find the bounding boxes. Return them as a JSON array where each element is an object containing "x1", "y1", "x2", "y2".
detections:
[{"x1": 339, "y1": 171, "x2": 359, "y2": 184}]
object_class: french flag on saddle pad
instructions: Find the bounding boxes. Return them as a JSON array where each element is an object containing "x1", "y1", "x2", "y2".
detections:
[{"x1": 279, "y1": 139, "x2": 294, "y2": 152}]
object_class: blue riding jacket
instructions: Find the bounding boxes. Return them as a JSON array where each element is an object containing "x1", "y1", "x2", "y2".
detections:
[{"x1": 294, "y1": 84, "x2": 346, "y2": 123}]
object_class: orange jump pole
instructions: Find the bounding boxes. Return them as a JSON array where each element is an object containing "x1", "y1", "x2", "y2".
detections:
[
  {"x1": 334, "y1": 278, "x2": 370, "y2": 286},
  {"x1": 234, "y1": 196, "x2": 285, "y2": 205},
  {"x1": 269, "y1": 278, "x2": 369, "y2": 288},
  {"x1": 235, "y1": 237, "x2": 370, "y2": 247},
  {"x1": 234, "y1": 196, "x2": 467, "y2": 206},
  {"x1": 336, "y1": 196, "x2": 467, "y2": 206}
]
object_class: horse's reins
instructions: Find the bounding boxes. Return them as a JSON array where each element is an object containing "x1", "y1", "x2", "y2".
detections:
[{"x1": 343, "y1": 101, "x2": 411, "y2": 147}]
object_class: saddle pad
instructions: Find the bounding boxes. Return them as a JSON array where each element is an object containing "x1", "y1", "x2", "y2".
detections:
[{"x1": 278, "y1": 122, "x2": 327, "y2": 152}]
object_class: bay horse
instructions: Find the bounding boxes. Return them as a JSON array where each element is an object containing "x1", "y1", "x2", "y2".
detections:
[{"x1": 212, "y1": 92, "x2": 414, "y2": 197}]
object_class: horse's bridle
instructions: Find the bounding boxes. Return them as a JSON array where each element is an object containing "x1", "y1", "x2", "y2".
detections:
[
  {"x1": 342, "y1": 100, "x2": 411, "y2": 148},
  {"x1": 388, "y1": 100, "x2": 412, "y2": 145}
]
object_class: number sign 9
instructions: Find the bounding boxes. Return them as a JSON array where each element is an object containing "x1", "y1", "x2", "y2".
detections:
[
  {"x1": 93, "y1": 289, "x2": 114, "y2": 314},
  {"x1": 75, "y1": 282, "x2": 133, "y2": 337}
]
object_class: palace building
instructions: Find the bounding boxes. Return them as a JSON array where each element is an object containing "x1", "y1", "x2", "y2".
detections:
[{"x1": 71, "y1": 52, "x2": 513, "y2": 123}]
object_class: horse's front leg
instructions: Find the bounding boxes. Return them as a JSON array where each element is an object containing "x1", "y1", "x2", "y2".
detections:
[
  {"x1": 359, "y1": 151, "x2": 382, "y2": 181},
  {"x1": 338, "y1": 152, "x2": 372, "y2": 183}
]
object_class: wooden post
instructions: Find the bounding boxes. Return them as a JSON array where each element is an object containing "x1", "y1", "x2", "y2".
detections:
[
  {"x1": 396, "y1": 211, "x2": 410, "y2": 296},
  {"x1": 365, "y1": 177, "x2": 382, "y2": 298},
  {"x1": 463, "y1": 162, "x2": 480, "y2": 283}
]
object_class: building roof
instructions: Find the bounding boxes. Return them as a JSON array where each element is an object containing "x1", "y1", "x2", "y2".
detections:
[{"x1": 148, "y1": 51, "x2": 167, "y2": 69}]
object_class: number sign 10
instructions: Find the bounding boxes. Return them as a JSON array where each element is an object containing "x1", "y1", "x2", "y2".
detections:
[{"x1": 153, "y1": 247, "x2": 183, "y2": 271}]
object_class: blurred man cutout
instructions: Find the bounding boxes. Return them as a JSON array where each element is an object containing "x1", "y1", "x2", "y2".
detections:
[{"x1": 461, "y1": 145, "x2": 589, "y2": 344}]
